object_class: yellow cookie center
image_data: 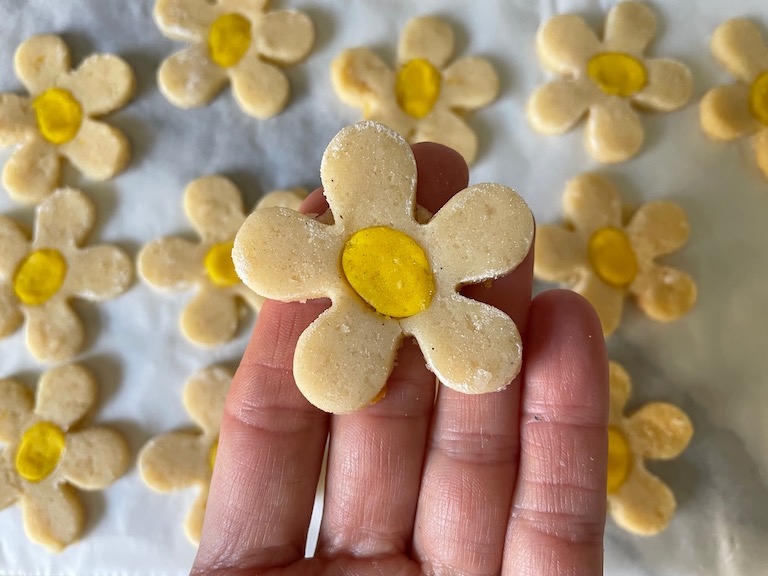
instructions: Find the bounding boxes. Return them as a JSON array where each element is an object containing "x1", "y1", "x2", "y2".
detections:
[
  {"x1": 32, "y1": 87, "x2": 84, "y2": 145},
  {"x1": 341, "y1": 226, "x2": 435, "y2": 318},
  {"x1": 396, "y1": 58, "x2": 442, "y2": 119},
  {"x1": 13, "y1": 249, "x2": 68, "y2": 306},
  {"x1": 205, "y1": 241, "x2": 240, "y2": 287},
  {"x1": 15, "y1": 422, "x2": 66, "y2": 483},
  {"x1": 587, "y1": 52, "x2": 647, "y2": 97},
  {"x1": 208, "y1": 13, "x2": 252, "y2": 68},
  {"x1": 749, "y1": 71, "x2": 768, "y2": 125},
  {"x1": 588, "y1": 227, "x2": 638, "y2": 289},
  {"x1": 607, "y1": 426, "x2": 632, "y2": 494},
  {"x1": 209, "y1": 438, "x2": 219, "y2": 472}
]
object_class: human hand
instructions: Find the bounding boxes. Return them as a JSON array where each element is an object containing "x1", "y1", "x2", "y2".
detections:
[{"x1": 191, "y1": 144, "x2": 609, "y2": 576}]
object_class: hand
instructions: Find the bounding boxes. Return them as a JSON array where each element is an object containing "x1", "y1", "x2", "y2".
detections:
[{"x1": 191, "y1": 144, "x2": 609, "y2": 576}]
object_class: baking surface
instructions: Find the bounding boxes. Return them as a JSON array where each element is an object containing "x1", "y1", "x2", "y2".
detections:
[{"x1": 0, "y1": 0, "x2": 767, "y2": 574}]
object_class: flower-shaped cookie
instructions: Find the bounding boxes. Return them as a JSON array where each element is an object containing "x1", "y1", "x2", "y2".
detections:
[
  {"x1": 534, "y1": 174, "x2": 696, "y2": 336},
  {"x1": 0, "y1": 35, "x2": 134, "y2": 205},
  {"x1": 700, "y1": 19, "x2": 768, "y2": 178},
  {"x1": 138, "y1": 365, "x2": 230, "y2": 545},
  {"x1": 331, "y1": 16, "x2": 499, "y2": 165},
  {"x1": 528, "y1": 2, "x2": 692, "y2": 163},
  {"x1": 0, "y1": 189, "x2": 133, "y2": 362},
  {"x1": 607, "y1": 361, "x2": 693, "y2": 535},
  {"x1": 0, "y1": 364, "x2": 129, "y2": 551},
  {"x1": 234, "y1": 122, "x2": 534, "y2": 414},
  {"x1": 154, "y1": 0, "x2": 314, "y2": 118},
  {"x1": 138, "y1": 176, "x2": 306, "y2": 346}
]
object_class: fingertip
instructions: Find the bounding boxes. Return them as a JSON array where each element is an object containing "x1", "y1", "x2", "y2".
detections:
[
  {"x1": 412, "y1": 142, "x2": 469, "y2": 214},
  {"x1": 299, "y1": 186, "x2": 328, "y2": 216}
]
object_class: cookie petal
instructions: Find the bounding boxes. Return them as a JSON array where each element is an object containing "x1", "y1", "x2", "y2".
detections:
[
  {"x1": 576, "y1": 273, "x2": 624, "y2": 336},
  {"x1": 180, "y1": 286, "x2": 239, "y2": 346},
  {"x1": 536, "y1": 14, "x2": 601, "y2": 76},
  {"x1": 254, "y1": 10, "x2": 314, "y2": 65},
  {"x1": 700, "y1": 84, "x2": 759, "y2": 141},
  {"x1": 711, "y1": 19, "x2": 768, "y2": 84},
  {"x1": 157, "y1": 45, "x2": 228, "y2": 109},
  {"x1": 59, "y1": 55, "x2": 136, "y2": 116},
  {"x1": 398, "y1": 16, "x2": 454, "y2": 68},
  {"x1": 22, "y1": 483, "x2": 83, "y2": 552},
  {"x1": 441, "y1": 56, "x2": 499, "y2": 110},
  {"x1": 184, "y1": 176, "x2": 245, "y2": 244},
  {"x1": 366, "y1": 106, "x2": 415, "y2": 141},
  {"x1": 25, "y1": 300, "x2": 85, "y2": 363},
  {"x1": 608, "y1": 361, "x2": 632, "y2": 423},
  {"x1": 218, "y1": 0, "x2": 267, "y2": 21},
  {"x1": 138, "y1": 431, "x2": 209, "y2": 491},
  {"x1": 14, "y1": 35, "x2": 71, "y2": 95},
  {"x1": 0, "y1": 94, "x2": 36, "y2": 146},
  {"x1": 59, "y1": 119, "x2": 130, "y2": 181},
  {"x1": 232, "y1": 282, "x2": 265, "y2": 312},
  {"x1": 0, "y1": 378, "x2": 33, "y2": 442},
  {"x1": 294, "y1": 298, "x2": 403, "y2": 414},
  {"x1": 631, "y1": 265, "x2": 697, "y2": 323},
  {"x1": 34, "y1": 188, "x2": 94, "y2": 249},
  {"x1": 632, "y1": 59, "x2": 692, "y2": 112},
  {"x1": 755, "y1": 127, "x2": 768, "y2": 179},
  {"x1": 413, "y1": 109, "x2": 478, "y2": 165},
  {"x1": 254, "y1": 187, "x2": 307, "y2": 211},
  {"x1": 585, "y1": 99, "x2": 644, "y2": 163},
  {"x1": 527, "y1": 79, "x2": 595, "y2": 135},
  {"x1": 59, "y1": 427, "x2": 129, "y2": 489},
  {"x1": 402, "y1": 293, "x2": 521, "y2": 393},
  {"x1": 138, "y1": 237, "x2": 205, "y2": 290},
  {"x1": 331, "y1": 48, "x2": 395, "y2": 109},
  {"x1": 603, "y1": 2, "x2": 657, "y2": 55},
  {"x1": 533, "y1": 224, "x2": 587, "y2": 284},
  {"x1": 34, "y1": 363, "x2": 96, "y2": 430},
  {"x1": 184, "y1": 484, "x2": 209, "y2": 545},
  {"x1": 426, "y1": 183, "x2": 533, "y2": 286},
  {"x1": 0, "y1": 452, "x2": 22, "y2": 509},
  {"x1": 64, "y1": 246, "x2": 133, "y2": 301},
  {"x1": 609, "y1": 465, "x2": 676, "y2": 536},
  {"x1": 0, "y1": 216, "x2": 30, "y2": 278},
  {"x1": 230, "y1": 55, "x2": 289, "y2": 119},
  {"x1": 0, "y1": 284, "x2": 23, "y2": 339},
  {"x1": 627, "y1": 201, "x2": 690, "y2": 260},
  {"x1": 627, "y1": 402, "x2": 693, "y2": 460},
  {"x1": 563, "y1": 173, "x2": 623, "y2": 235},
  {"x1": 153, "y1": 0, "x2": 218, "y2": 42},
  {"x1": 183, "y1": 365, "x2": 231, "y2": 435},
  {"x1": 2, "y1": 139, "x2": 60, "y2": 206}
]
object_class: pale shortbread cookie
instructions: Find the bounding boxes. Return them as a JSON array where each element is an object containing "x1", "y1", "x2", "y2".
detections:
[
  {"x1": 0, "y1": 364, "x2": 130, "y2": 552},
  {"x1": 528, "y1": 2, "x2": 692, "y2": 163},
  {"x1": 0, "y1": 35, "x2": 134, "y2": 205},
  {"x1": 700, "y1": 19, "x2": 768, "y2": 178},
  {"x1": 138, "y1": 365, "x2": 230, "y2": 545},
  {"x1": 534, "y1": 173, "x2": 696, "y2": 336},
  {"x1": 233, "y1": 121, "x2": 533, "y2": 414},
  {"x1": 0, "y1": 188, "x2": 133, "y2": 363},
  {"x1": 154, "y1": 0, "x2": 314, "y2": 118},
  {"x1": 331, "y1": 16, "x2": 499, "y2": 165},
  {"x1": 138, "y1": 176, "x2": 306, "y2": 346},
  {"x1": 607, "y1": 361, "x2": 693, "y2": 536}
]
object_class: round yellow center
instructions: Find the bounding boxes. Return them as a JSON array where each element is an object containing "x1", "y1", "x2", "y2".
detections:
[
  {"x1": 205, "y1": 241, "x2": 240, "y2": 287},
  {"x1": 587, "y1": 52, "x2": 647, "y2": 97},
  {"x1": 607, "y1": 426, "x2": 632, "y2": 493},
  {"x1": 341, "y1": 226, "x2": 434, "y2": 318},
  {"x1": 15, "y1": 422, "x2": 66, "y2": 483},
  {"x1": 588, "y1": 227, "x2": 638, "y2": 289},
  {"x1": 208, "y1": 13, "x2": 252, "y2": 68},
  {"x1": 33, "y1": 88, "x2": 83, "y2": 145},
  {"x1": 209, "y1": 438, "x2": 219, "y2": 472},
  {"x1": 13, "y1": 249, "x2": 68, "y2": 306},
  {"x1": 749, "y1": 71, "x2": 768, "y2": 125},
  {"x1": 396, "y1": 58, "x2": 442, "y2": 119}
]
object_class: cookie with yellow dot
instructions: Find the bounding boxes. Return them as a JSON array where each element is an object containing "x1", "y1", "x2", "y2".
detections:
[
  {"x1": 138, "y1": 365, "x2": 231, "y2": 545},
  {"x1": 233, "y1": 121, "x2": 533, "y2": 414},
  {"x1": 0, "y1": 364, "x2": 130, "y2": 552},
  {"x1": 534, "y1": 173, "x2": 697, "y2": 336},
  {"x1": 331, "y1": 16, "x2": 499, "y2": 165},
  {"x1": 607, "y1": 361, "x2": 693, "y2": 535},
  {"x1": 137, "y1": 176, "x2": 306, "y2": 346},
  {"x1": 528, "y1": 2, "x2": 692, "y2": 163}
]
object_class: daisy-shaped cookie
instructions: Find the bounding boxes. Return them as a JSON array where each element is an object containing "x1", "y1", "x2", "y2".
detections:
[
  {"x1": 0, "y1": 35, "x2": 134, "y2": 205},
  {"x1": 0, "y1": 364, "x2": 129, "y2": 551},
  {"x1": 138, "y1": 365, "x2": 230, "y2": 545},
  {"x1": 233, "y1": 121, "x2": 534, "y2": 414},
  {"x1": 154, "y1": 0, "x2": 314, "y2": 118},
  {"x1": 700, "y1": 19, "x2": 768, "y2": 178},
  {"x1": 528, "y1": 2, "x2": 692, "y2": 163},
  {"x1": 534, "y1": 174, "x2": 696, "y2": 336},
  {"x1": 0, "y1": 188, "x2": 133, "y2": 363},
  {"x1": 331, "y1": 16, "x2": 499, "y2": 165},
  {"x1": 607, "y1": 361, "x2": 693, "y2": 535},
  {"x1": 138, "y1": 176, "x2": 306, "y2": 346}
]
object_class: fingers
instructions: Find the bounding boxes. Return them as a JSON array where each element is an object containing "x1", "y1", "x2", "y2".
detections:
[{"x1": 503, "y1": 290, "x2": 608, "y2": 576}]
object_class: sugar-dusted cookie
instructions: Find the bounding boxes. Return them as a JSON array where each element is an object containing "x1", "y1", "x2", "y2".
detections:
[
  {"x1": 700, "y1": 19, "x2": 768, "y2": 178},
  {"x1": 0, "y1": 35, "x2": 134, "y2": 205},
  {"x1": 154, "y1": 0, "x2": 314, "y2": 118},
  {"x1": 0, "y1": 189, "x2": 133, "y2": 362},
  {"x1": 138, "y1": 365, "x2": 230, "y2": 545},
  {"x1": 0, "y1": 364, "x2": 130, "y2": 552},
  {"x1": 331, "y1": 16, "x2": 499, "y2": 165},
  {"x1": 233, "y1": 121, "x2": 533, "y2": 414},
  {"x1": 607, "y1": 361, "x2": 693, "y2": 535},
  {"x1": 528, "y1": 2, "x2": 692, "y2": 163},
  {"x1": 534, "y1": 174, "x2": 696, "y2": 336},
  {"x1": 138, "y1": 177, "x2": 306, "y2": 346}
]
